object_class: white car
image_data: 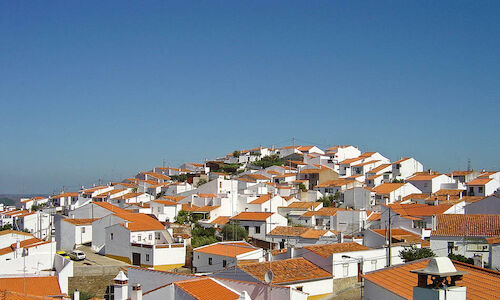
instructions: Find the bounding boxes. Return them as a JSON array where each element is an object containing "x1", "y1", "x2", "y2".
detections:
[{"x1": 69, "y1": 250, "x2": 86, "y2": 261}]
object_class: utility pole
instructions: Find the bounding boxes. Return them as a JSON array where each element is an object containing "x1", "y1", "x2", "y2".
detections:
[{"x1": 388, "y1": 209, "x2": 392, "y2": 267}]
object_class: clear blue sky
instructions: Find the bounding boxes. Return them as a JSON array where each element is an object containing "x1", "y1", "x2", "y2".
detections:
[{"x1": 1, "y1": 1, "x2": 499, "y2": 194}]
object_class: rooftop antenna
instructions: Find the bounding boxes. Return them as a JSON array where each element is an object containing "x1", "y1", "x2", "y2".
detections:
[{"x1": 467, "y1": 158, "x2": 471, "y2": 172}]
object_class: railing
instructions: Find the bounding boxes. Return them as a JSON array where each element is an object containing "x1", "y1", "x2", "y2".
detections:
[{"x1": 131, "y1": 242, "x2": 185, "y2": 249}]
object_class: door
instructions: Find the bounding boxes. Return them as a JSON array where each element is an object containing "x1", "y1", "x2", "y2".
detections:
[
  {"x1": 357, "y1": 262, "x2": 362, "y2": 282},
  {"x1": 132, "y1": 253, "x2": 141, "y2": 266}
]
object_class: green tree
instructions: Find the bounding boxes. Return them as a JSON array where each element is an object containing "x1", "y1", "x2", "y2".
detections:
[
  {"x1": 399, "y1": 246, "x2": 435, "y2": 262},
  {"x1": 317, "y1": 194, "x2": 336, "y2": 207},
  {"x1": 175, "y1": 210, "x2": 192, "y2": 224},
  {"x1": 0, "y1": 224, "x2": 13, "y2": 231},
  {"x1": 448, "y1": 253, "x2": 474, "y2": 265},
  {"x1": 298, "y1": 183, "x2": 307, "y2": 192},
  {"x1": 232, "y1": 150, "x2": 240, "y2": 158},
  {"x1": 196, "y1": 179, "x2": 208, "y2": 187},
  {"x1": 191, "y1": 224, "x2": 218, "y2": 248},
  {"x1": 392, "y1": 179, "x2": 405, "y2": 183},
  {"x1": 221, "y1": 222, "x2": 248, "y2": 241},
  {"x1": 171, "y1": 174, "x2": 188, "y2": 182},
  {"x1": 251, "y1": 155, "x2": 284, "y2": 168}
]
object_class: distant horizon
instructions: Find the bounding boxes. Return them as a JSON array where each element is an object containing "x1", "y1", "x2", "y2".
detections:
[
  {"x1": 1, "y1": 2, "x2": 499, "y2": 194},
  {"x1": 0, "y1": 140, "x2": 494, "y2": 195}
]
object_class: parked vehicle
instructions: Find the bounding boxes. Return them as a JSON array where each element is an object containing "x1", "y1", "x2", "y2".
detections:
[
  {"x1": 56, "y1": 250, "x2": 70, "y2": 259},
  {"x1": 69, "y1": 250, "x2": 86, "y2": 261}
]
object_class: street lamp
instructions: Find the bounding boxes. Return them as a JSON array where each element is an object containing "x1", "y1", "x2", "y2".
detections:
[{"x1": 342, "y1": 255, "x2": 363, "y2": 299}]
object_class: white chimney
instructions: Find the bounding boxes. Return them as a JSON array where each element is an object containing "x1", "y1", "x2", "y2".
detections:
[
  {"x1": 73, "y1": 289, "x2": 80, "y2": 300},
  {"x1": 131, "y1": 283, "x2": 142, "y2": 300},
  {"x1": 411, "y1": 257, "x2": 467, "y2": 300},
  {"x1": 113, "y1": 271, "x2": 128, "y2": 300}
]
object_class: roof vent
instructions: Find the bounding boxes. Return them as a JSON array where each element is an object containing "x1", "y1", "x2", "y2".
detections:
[{"x1": 411, "y1": 257, "x2": 467, "y2": 289}]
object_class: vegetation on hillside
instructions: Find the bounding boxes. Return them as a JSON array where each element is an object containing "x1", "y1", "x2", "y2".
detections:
[
  {"x1": 251, "y1": 155, "x2": 284, "y2": 168},
  {"x1": 191, "y1": 224, "x2": 218, "y2": 248},
  {"x1": 221, "y1": 222, "x2": 248, "y2": 241},
  {"x1": 399, "y1": 246, "x2": 435, "y2": 262}
]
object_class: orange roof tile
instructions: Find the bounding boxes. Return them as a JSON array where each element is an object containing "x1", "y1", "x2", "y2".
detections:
[
  {"x1": 303, "y1": 242, "x2": 369, "y2": 258},
  {"x1": 194, "y1": 242, "x2": 259, "y2": 257},
  {"x1": 114, "y1": 212, "x2": 165, "y2": 232},
  {"x1": 371, "y1": 229, "x2": 429, "y2": 246},
  {"x1": 368, "y1": 163, "x2": 392, "y2": 173},
  {"x1": 239, "y1": 257, "x2": 332, "y2": 284},
  {"x1": 339, "y1": 157, "x2": 364, "y2": 165},
  {"x1": 301, "y1": 207, "x2": 345, "y2": 217},
  {"x1": 352, "y1": 160, "x2": 380, "y2": 167},
  {"x1": 285, "y1": 202, "x2": 321, "y2": 209},
  {"x1": 152, "y1": 200, "x2": 178, "y2": 206},
  {"x1": 362, "y1": 258, "x2": 500, "y2": 300},
  {"x1": 231, "y1": 212, "x2": 272, "y2": 221},
  {"x1": 408, "y1": 174, "x2": 442, "y2": 181},
  {"x1": 0, "y1": 277, "x2": 61, "y2": 297},
  {"x1": 160, "y1": 196, "x2": 186, "y2": 202},
  {"x1": 246, "y1": 174, "x2": 270, "y2": 180},
  {"x1": 93, "y1": 202, "x2": 129, "y2": 214},
  {"x1": 174, "y1": 278, "x2": 239, "y2": 300},
  {"x1": 196, "y1": 193, "x2": 218, "y2": 198},
  {"x1": 62, "y1": 218, "x2": 98, "y2": 226},
  {"x1": 249, "y1": 194, "x2": 272, "y2": 204},
  {"x1": 487, "y1": 236, "x2": 500, "y2": 244},
  {"x1": 386, "y1": 203, "x2": 452, "y2": 217},
  {"x1": 372, "y1": 183, "x2": 405, "y2": 194},
  {"x1": 452, "y1": 170, "x2": 474, "y2": 176},
  {"x1": 210, "y1": 216, "x2": 230, "y2": 225},
  {"x1": 432, "y1": 214, "x2": 500, "y2": 237},
  {"x1": 50, "y1": 192, "x2": 78, "y2": 199},
  {"x1": 0, "y1": 290, "x2": 59, "y2": 300},
  {"x1": 467, "y1": 178, "x2": 494, "y2": 185}
]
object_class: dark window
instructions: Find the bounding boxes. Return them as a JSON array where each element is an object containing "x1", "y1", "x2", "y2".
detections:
[
  {"x1": 448, "y1": 242, "x2": 454, "y2": 254},
  {"x1": 296, "y1": 286, "x2": 303, "y2": 291},
  {"x1": 110, "y1": 233, "x2": 114, "y2": 240},
  {"x1": 255, "y1": 226, "x2": 261, "y2": 234},
  {"x1": 244, "y1": 226, "x2": 249, "y2": 232},
  {"x1": 223, "y1": 260, "x2": 227, "y2": 267},
  {"x1": 209, "y1": 257, "x2": 212, "y2": 265}
]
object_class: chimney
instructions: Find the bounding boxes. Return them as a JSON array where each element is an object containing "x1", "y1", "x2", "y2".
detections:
[
  {"x1": 131, "y1": 283, "x2": 142, "y2": 300},
  {"x1": 73, "y1": 289, "x2": 80, "y2": 300},
  {"x1": 411, "y1": 257, "x2": 467, "y2": 300},
  {"x1": 113, "y1": 271, "x2": 128, "y2": 300}
]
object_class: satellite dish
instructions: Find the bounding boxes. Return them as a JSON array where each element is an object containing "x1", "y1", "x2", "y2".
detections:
[{"x1": 264, "y1": 270, "x2": 274, "y2": 283}]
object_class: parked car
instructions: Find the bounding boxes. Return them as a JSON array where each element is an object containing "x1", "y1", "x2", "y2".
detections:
[
  {"x1": 56, "y1": 250, "x2": 70, "y2": 259},
  {"x1": 69, "y1": 250, "x2": 86, "y2": 261}
]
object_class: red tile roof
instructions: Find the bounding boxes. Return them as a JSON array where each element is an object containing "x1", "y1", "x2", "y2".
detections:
[
  {"x1": 372, "y1": 183, "x2": 405, "y2": 194},
  {"x1": 432, "y1": 214, "x2": 500, "y2": 237},
  {"x1": 249, "y1": 194, "x2": 271, "y2": 204},
  {"x1": 301, "y1": 207, "x2": 345, "y2": 217},
  {"x1": 210, "y1": 216, "x2": 231, "y2": 225},
  {"x1": 62, "y1": 218, "x2": 98, "y2": 226},
  {"x1": 303, "y1": 242, "x2": 369, "y2": 258},
  {"x1": 194, "y1": 242, "x2": 259, "y2": 258},
  {"x1": 467, "y1": 178, "x2": 494, "y2": 185},
  {"x1": 362, "y1": 258, "x2": 500, "y2": 299},
  {"x1": 370, "y1": 229, "x2": 429, "y2": 246},
  {"x1": 386, "y1": 203, "x2": 452, "y2": 217},
  {"x1": 174, "y1": 277, "x2": 239, "y2": 300},
  {"x1": 114, "y1": 212, "x2": 165, "y2": 232},
  {"x1": 239, "y1": 257, "x2": 332, "y2": 284},
  {"x1": 0, "y1": 290, "x2": 59, "y2": 300},
  {"x1": 231, "y1": 212, "x2": 272, "y2": 221},
  {"x1": 0, "y1": 277, "x2": 61, "y2": 297}
]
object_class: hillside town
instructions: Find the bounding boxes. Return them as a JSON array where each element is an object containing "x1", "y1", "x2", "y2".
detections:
[{"x1": 1, "y1": 144, "x2": 499, "y2": 300}]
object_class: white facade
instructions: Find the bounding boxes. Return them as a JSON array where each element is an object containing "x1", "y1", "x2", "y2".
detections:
[{"x1": 392, "y1": 158, "x2": 424, "y2": 180}]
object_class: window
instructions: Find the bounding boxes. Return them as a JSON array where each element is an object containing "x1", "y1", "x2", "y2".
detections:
[
  {"x1": 448, "y1": 242, "x2": 454, "y2": 254},
  {"x1": 255, "y1": 226, "x2": 261, "y2": 234},
  {"x1": 296, "y1": 286, "x2": 303, "y2": 292},
  {"x1": 110, "y1": 233, "x2": 114, "y2": 240},
  {"x1": 155, "y1": 232, "x2": 161, "y2": 240},
  {"x1": 149, "y1": 234, "x2": 153, "y2": 240},
  {"x1": 138, "y1": 235, "x2": 142, "y2": 241},
  {"x1": 209, "y1": 257, "x2": 212, "y2": 265},
  {"x1": 479, "y1": 187, "x2": 484, "y2": 193},
  {"x1": 81, "y1": 227, "x2": 86, "y2": 233},
  {"x1": 146, "y1": 254, "x2": 150, "y2": 261},
  {"x1": 343, "y1": 264, "x2": 349, "y2": 277},
  {"x1": 223, "y1": 260, "x2": 227, "y2": 267},
  {"x1": 371, "y1": 260, "x2": 377, "y2": 269},
  {"x1": 244, "y1": 226, "x2": 249, "y2": 232}
]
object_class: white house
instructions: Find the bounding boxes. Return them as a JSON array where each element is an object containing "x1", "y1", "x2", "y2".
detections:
[
  {"x1": 430, "y1": 214, "x2": 500, "y2": 267},
  {"x1": 392, "y1": 157, "x2": 424, "y2": 180},
  {"x1": 193, "y1": 241, "x2": 264, "y2": 273},
  {"x1": 465, "y1": 177, "x2": 500, "y2": 197},
  {"x1": 230, "y1": 212, "x2": 287, "y2": 242},
  {"x1": 407, "y1": 173, "x2": 456, "y2": 194},
  {"x1": 372, "y1": 182, "x2": 422, "y2": 205},
  {"x1": 57, "y1": 217, "x2": 95, "y2": 250},
  {"x1": 150, "y1": 199, "x2": 182, "y2": 223}
]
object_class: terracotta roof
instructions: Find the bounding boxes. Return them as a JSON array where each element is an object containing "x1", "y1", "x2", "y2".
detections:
[
  {"x1": 141, "y1": 172, "x2": 171, "y2": 180},
  {"x1": 174, "y1": 277, "x2": 239, "y2": 300},
  {"x1": 118, "y1": 192, "x2": 144, "y2": 200},
  {"x1": 315, "y1": 179, "x2": 353, "y2": 188},
  {"x1": 479, "y1": 171, "x2": 498, "y2": 177},
  {"x1": 452, "y1": 170, "x2": 474, "y2": 176},
  {"x1": 360, "y1": 152, "x2": 376, "y2": 157},
  {"x1": 362, "y1": 258, "x2": 500, "y2": 300},
  {"x1": 194, "y1": 242, "x2": 259, "y2": 258},
  {"x1": 246, "y1": 174, "x2": 270, "y2": 180},
  {"x1": 386, "y1": 203, "x2": 452, "y2": 217},
  {"x1": 301, "y1": 207, "x2": 345, "y2": 217},
  {"x1": 93, "y1": 202, "x2": 129, "y2": 214},
  {"x1": 160, "y1": 196, "x2": 186, "y2": 202},
  {"x1": 196, "y1": 193, "x2": 218, "y2": 198},
  {"x1": 82, "y1": 186, "x2": 108, "y2": 195},
  {"x1": 402, "y1": 193, "x2": 431, "y2": 201},
  {"x1": 0, "y1": 290, "x2": 59, "y2": 300},
  {"x1": 249, "y1": 194, "x2": 271, "y2": 204},
  {"x1": 62, "y1": 218, "x2": 98, "y2": 226},
  {"x1": 299, "y1": 168, "x2": 324, "y2": 174},
  {"x1": 210, "y1": 216, "x2": 230, "y2": 225},
  {"x1": 274, "y1": 173, "x2": 297, "y2": 178},
  {"x1": 181, "y1": 204, "x2": 219, "y2": 213},
  {"x1": 303, "y1": 242, "x2": 369, "y2": 258},
  {"x1": 372, "y1": 183, "x2": 405, "y2": 194},
  {"x1": 231, "y1": 212, "x2": 272, "y2": 221},
  {"x1": 0, "y1": 237, "x2": 46, "y2": 256},
  {"x1": 238, "y1": 257, "x2": 332, "y2": 284},
  {"x1": 339, "y1": 157, "x2": 364, "y2": 165},
  {"x1": 371, "y1": 229, "x2": 429, "y2": 246},
  {"x1": 0, "y1": 277, "x2": 61, "y2": 297},
  {"x1": 434, "y1": 189, "x2": 465, "y2": 196},
  {"x1": 462, "y1": 196, "x2": 486, "y2": 203},
  {"x1": 300, "y1": 228, "x2": 337, "y2": 239},
  {"x1": 368, "y1": 164, "x2": 392, "y2": 173},
  {"x1": 487, "y1": 236, "x2": 500, "y2": 244},
  {"x1": 432, "y1": 214, "x2": 500, "y2": 237},
  {"x1": 367, "y1": 212, "x2": 381, "y2": 221},
  {"x1": 467, "y1": 178, "x2": 494, "y2": 185},
  {"x1": 407, "y1": 174, "x2": 442, "y2": 181},
  {"x1": 94, "y1": 189, "x2": 126, "y2": 198},
  {"x1": 50, "y1": 192, "x2": 78, "y2": 199},
  {"x1": 393, "y1": 157, "x2": 411, "y2": 164},
  {"x1": 114, "y1": 212, "x2": 165, "y2": 232},
  {"x1": 285, "y1": 202, "x2": 321, "y2": 209},
  {"x1": 352, "y1": 160, "x2": 380, "y2": 167},
  {"x1": 152, "y1": 200, "x2": 178, "y2": 206},
  {"x1": 268, "y1": 226, "x2": 310, "y2": 237}
]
